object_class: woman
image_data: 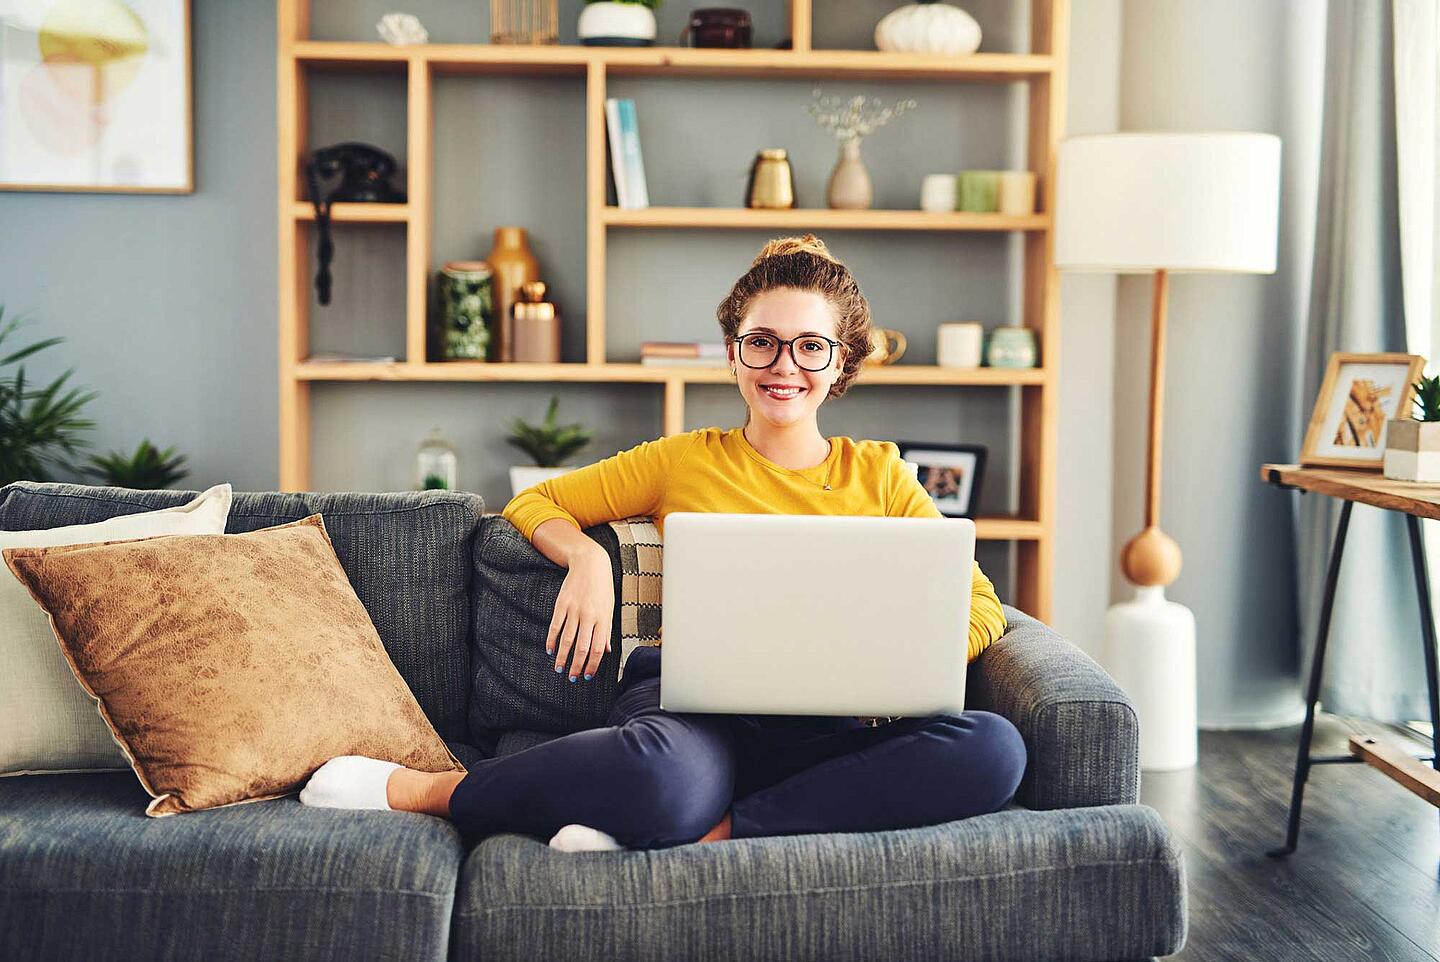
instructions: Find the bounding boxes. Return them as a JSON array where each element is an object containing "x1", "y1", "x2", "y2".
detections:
[{"x1": 301, "y1": 234, "x2": 1026, "y2": 851}]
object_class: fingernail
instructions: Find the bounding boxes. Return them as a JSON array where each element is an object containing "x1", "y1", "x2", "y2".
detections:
[
  {"x1": 569, "y1": 675, "x2": 577, "y2": 683},
  {"x1": 546, "y1": 647, "x2": 554, "y2": 655},
  {"x1": 583, "y1": 674, "x2": 593, "y2": 681},
  {"x1": 554, "y1": 665, "x2": 562, "y2": 673}
]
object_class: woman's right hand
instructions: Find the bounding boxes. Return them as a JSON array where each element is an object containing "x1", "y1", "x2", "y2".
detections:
[{"x1": 547, "y1": 549, "x2": 614, "y2": 682}]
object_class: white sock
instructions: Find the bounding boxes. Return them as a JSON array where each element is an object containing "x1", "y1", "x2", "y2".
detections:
[
  {"x1": 549, "y1": 823, "x2": 625, "y2": 852},
  {"x1": 299, "y1": 755, "x2": 402, "y2": 811}
]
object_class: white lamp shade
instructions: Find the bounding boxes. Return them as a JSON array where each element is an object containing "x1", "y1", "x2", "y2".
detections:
[{"x1": 1055, "y1": 132, "x2": 1281, "y2": 274}]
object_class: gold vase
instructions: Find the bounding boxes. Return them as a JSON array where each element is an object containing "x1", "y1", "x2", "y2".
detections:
[{"x1": 482, "y1": 226, "x2": 540, "y2": 362}]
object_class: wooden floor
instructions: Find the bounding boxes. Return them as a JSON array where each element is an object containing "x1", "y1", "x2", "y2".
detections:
[{"x1": 1139, "y1": 712, "x2": 1440, "y2": 961}]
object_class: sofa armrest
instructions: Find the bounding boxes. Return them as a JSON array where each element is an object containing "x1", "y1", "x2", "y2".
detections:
[{"x1": 965, "y1": 604, "x2": 1140, "y2": 810}]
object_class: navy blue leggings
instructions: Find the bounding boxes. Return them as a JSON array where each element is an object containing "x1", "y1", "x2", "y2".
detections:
[{"x1": 447, "y1": 646, "x2": 1027, "y2": 849}]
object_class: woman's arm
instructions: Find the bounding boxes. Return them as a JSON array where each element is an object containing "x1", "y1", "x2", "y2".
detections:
[
  {"x1": 884, "y1": 444, "x2": 1008, "y2": 661},
  {"x1": 501, "y1": 432, "x2": 700, "y2": 544}
]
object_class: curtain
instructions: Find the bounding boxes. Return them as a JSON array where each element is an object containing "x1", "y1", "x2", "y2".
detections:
[{"x1": 1294, "y1": 0, "x2": 1433, "y2": 723}]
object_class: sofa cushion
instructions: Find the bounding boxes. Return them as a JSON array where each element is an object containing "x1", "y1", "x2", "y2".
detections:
[
  {"x1": 452, "y1": 804, "x2": 1186, "y2": 962},
  {"x1": 0, "y1": 771, "x2": 464, "y2": 962},
  {"x1": 0, "y1": 483, "x2": 232, "y2": 776},
  {"x1": 468, "y1": 516, "x2": 625, "y2": 751},
  {"x1": 4, "y1": 515, "x2": 465, "y2": 817},
  {"x1": 0, "y1": 483, "x2": 483, "y2": 742}
]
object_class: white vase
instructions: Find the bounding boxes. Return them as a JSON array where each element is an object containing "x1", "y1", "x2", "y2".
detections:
[
  {"x1": 1103, "y1": 585, "x2": 1197, "y2": 772},
  {"x1": 874, "y1": 2, "x2": 983, "y2": 56},
  {"x1": 1382, "y1": 418, "x2": 1440, "y2": 482},
  {"x1": 577, "y1": 2, "x2": 656, "y2": 46},
  {"x1": 510, "y1": 464, "x2": 579, "y2": 497},
  {"x1": 826, "y1": 139, "x2": 873, "y2": 210}
]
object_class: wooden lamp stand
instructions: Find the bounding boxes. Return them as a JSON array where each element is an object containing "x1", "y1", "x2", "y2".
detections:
[{"x1": 1121, "y1": 268, "x2": 1184, "y2": 588}]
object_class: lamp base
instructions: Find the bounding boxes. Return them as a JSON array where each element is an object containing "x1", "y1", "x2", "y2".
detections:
[{"x1": 1104, "y1": 585, "x2": 1197, "y2": 771}]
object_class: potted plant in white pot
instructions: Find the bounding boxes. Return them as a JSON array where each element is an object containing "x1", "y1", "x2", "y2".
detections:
[
  {"x1": 507, "y1": 395, "x2": 593, "y2": 496},
  {"x1": 577, "y1": 0, "x2": 660, "y2": 46},
  {"x1": 1383, "y1": 372, "x2": 1440, "y2": 482}
]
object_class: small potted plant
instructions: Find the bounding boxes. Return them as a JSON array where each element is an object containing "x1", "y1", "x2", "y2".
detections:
[
  {"x1": 507, "y1": 395, "x2": 593, "y2": 496},
  {"x1": 86, "y1": 440, "x2": 190, "y2": 489},
  {"x1": 577, "y1": 0, "x2": 660, "y2": 46},
  {"x1": 1383, "y1": 373, "x2": 1440, "y2": 482}
]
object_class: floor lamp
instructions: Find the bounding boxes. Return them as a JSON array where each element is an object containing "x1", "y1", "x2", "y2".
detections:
[{"x1": 1055, "y1": 132, "x2": 1282, "y2": 771}]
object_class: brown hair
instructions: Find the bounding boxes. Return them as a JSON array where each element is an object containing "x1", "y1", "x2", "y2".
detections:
[{"x1": 716, "y1": 234, "x2": 873, "y2": 402}]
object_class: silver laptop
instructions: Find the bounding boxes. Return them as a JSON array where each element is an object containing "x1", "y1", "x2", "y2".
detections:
[{"x1": 658, "y1": 512, "x2": 975, "y2": 717}]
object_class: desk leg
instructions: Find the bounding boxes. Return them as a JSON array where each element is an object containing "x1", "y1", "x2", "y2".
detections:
[
  {"x1": 1404, "y1": 515, "x2": 1440, "y2": 784},
  {"x1": 1269, "y1": 499, "x2": 1352, "y2": 858}
]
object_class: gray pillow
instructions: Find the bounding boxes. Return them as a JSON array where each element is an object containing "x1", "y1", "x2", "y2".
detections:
[{"x1": 468, "y1": 516, "x2": 624, "y2": 752}]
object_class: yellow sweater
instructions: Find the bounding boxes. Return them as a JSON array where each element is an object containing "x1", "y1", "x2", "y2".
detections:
[{"x1": 502, "y1": 425, "x2": 1008, "y2": 661}]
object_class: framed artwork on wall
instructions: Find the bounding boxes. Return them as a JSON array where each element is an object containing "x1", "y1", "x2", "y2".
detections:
[
  {"x1": 893, "y1": 441, "x2": 987, "y2": 518},
  {"x1": 1299, "y1": 351, "x2": 1425, "y2": 469},
  {"x1": 0, "y1": 0, "x2": 193, "y2": 193}
]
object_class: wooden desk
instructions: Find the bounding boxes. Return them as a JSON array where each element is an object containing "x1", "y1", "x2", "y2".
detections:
[{"x1": 1261, "y1": 464, "x2": 1440, "y2": 856}]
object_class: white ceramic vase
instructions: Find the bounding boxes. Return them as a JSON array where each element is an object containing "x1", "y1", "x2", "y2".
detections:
[
  {"x1": 577, "y1": 2, "x2": 657, "y2": 46},
  {"x1": 827, "y1": 139, "x2": 873, "y2": 210},
  {"x1": 509, "y1": 464, "x2": 578, "y2": 497},
  {"x1": 1382, "y1": 418, "x2": 1440, "y2": 482},
  {"x1": 1103, "y1": 585, "x2": 1198, "y2": 772}
]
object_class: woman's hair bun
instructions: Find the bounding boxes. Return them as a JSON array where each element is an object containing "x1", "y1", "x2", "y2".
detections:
[{"x1": 750, "y1": 233, "x2": 838, "y2": 268}]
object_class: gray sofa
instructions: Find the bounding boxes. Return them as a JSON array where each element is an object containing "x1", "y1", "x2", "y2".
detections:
[{"x1": 0, "y1": 482, "x2": 1187, "y2": 961}]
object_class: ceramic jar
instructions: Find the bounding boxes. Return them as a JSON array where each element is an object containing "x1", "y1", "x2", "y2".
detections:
[{"x1": 985, "y1": 326, "x2": 1037, "y2": 368}]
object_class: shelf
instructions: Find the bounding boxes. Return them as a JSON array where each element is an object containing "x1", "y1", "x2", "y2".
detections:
[
  {"x1": 295, "y1": 360, "x2": 1045, "y2": 386},
  {"x1": 291, "y1": 41, "x2": 1054, "y2": 83},
  {"x1": 290, "y1": 201, "x2": 412, "y2": 223},
  {"x1": 603, "y1": 206, "x2": 1048, "y2": 232}
]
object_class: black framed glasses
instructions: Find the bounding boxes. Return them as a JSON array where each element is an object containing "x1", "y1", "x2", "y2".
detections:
[{"x1": 734, "y1": 333, "x2": 841, "y2": 372}]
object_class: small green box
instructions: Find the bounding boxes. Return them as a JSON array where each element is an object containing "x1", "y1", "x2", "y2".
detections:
[{"x1": 957, "y1": 170, "x2": 1001, "y2": 212}]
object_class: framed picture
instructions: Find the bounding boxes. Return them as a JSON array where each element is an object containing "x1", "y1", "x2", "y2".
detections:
[
  {"x1": 893, "y1": 441, "x2": 987, "y2": 518},
  {"x1": 1299, "y1": 352, "x2": 1425, "y2": 468},
  {"x1": 1, "y1": 0, "x2": 193, "y2": 193}
]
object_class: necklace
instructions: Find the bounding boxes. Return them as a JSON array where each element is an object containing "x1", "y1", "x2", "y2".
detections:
[{"x1": 742, "y1": 427, "x2": 834, "y2": 490}]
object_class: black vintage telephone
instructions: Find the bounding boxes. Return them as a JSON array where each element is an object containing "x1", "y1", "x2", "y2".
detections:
[{"x1": 305, "y1": 143, "x2": 407, "y2": 305}]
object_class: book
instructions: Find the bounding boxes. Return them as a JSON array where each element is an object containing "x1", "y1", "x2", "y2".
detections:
[
  {"x1": 604, "y1": 97, "x2": 629, "y2": 208},
  {"x1": 641, "y1": 341, "x2": 728, "y2": 358},
  {"x1": 605, "y1": 97, "x2": 649, "y2": 209},
  {"x1": 639, "y1": 355, "x2": 729, "y2": 367},
  {"x1": 618, "y1": 98, "x2": 649, "y2": 208},
  {"x1": 305, "y1": 352, "x2": 399, "y2": 364}
]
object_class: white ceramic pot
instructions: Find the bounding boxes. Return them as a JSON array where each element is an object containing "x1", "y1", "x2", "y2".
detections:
[
  {"x1": 510, "y1": 464, "x2": 579, "y2": 497},
  {"x1": 577, "y1": 2, "x2": 657, "y2": 46},
  {"x1": 874, "y1": 2, "x2": 983, "y2": 56},
  {"x1": 1383, "y1": 418, "x2": 1440, "y2": 482}
]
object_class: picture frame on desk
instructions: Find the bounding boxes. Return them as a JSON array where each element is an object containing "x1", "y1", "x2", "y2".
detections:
[
  {"x1": 1299, "y1": 352, "x2": 1425, "y2": 469},
  {"x1": 892, "y1": 441, "x2": 987, "y2": 518}
]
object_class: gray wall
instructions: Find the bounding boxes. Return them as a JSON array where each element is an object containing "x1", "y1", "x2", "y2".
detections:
[
  {"x1": 1112, "y1": 0, "x2": 1326, "y2": 728},
  {"x1": 0, "y1": 0, "x2": 278, "y2": 491}
]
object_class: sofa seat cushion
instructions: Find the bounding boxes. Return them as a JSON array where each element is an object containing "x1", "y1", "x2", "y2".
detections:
[
  {"x1": 0, "y1": 772, "x2": 465, "y2": 962},
  {"x1": 453, "y1": 804, "x2": 1186, "y2": 962}
]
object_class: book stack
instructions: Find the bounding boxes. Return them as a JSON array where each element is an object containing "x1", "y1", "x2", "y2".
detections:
[
  {"x1": 604, "y1": 97, "x2": 649, "y2": 209},
  {"x1": 640, "y1": 342, "x2": 728, "y2": 367}
]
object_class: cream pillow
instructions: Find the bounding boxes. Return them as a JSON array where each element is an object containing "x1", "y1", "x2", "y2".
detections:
[{"x1": 0, "y1": 483, "x2": 232, "y2": 775}]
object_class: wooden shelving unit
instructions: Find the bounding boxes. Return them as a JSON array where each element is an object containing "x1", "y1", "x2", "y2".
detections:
[{"x1": 277, "y1": 0, "x2": 1067, "y2": 620}]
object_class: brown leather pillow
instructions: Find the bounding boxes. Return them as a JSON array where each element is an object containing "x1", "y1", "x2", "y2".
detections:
[{"x1": 2, "y1": 514, "x2": 464, "y2": 816}]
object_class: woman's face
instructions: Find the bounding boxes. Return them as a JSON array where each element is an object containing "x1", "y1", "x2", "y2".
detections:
[{"x1": 728, "y1": 288, "x2": 846, "y2": 430}]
